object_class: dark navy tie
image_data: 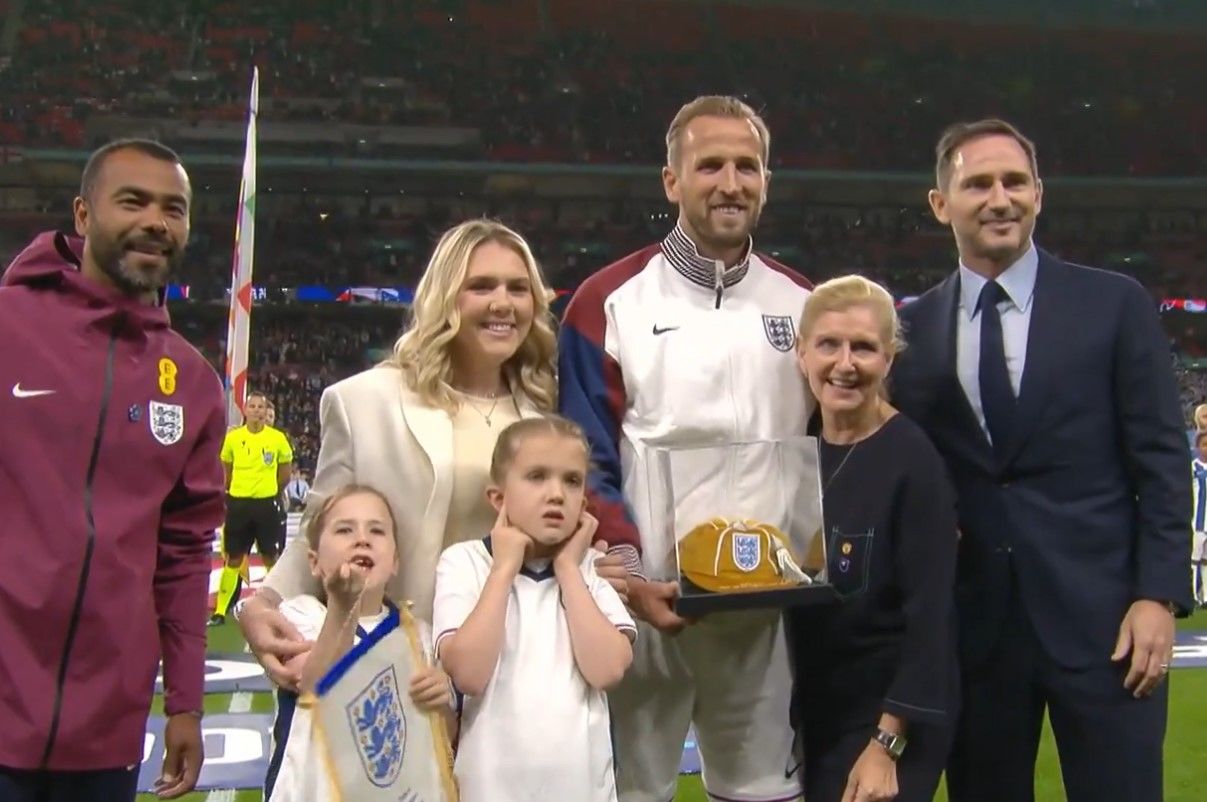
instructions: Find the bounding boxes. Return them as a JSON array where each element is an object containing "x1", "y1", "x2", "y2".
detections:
[{"x1": 978, "y1": 281, "x2": 1015, "y2": 452}]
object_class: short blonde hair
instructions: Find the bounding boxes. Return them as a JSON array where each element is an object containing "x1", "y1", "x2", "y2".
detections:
[
  {"x1": 665, "y1": 95, "x2": 771, "y2": 169},
  {"x1": 798, "y1": 275, "x2": 904, "y2": 357},
  {"x1": 489, "y1": 416, "x2": 590, "y2": 484},
  {"x1": 386, "y1": 219, "x2": 558, "y2": 413},
  {"x1": 1194, "y1": 403, "x2": 1207, "y2": 431}
]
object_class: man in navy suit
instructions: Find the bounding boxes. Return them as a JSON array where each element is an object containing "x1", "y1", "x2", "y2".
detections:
[{"x1": 892, "y1": 118, "x2": 1192, "y2": 802}]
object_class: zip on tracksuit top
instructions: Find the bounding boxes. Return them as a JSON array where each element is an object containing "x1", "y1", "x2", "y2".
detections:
[
  {"x1": 557, "y1": 226, "x2": 815, "y2": 579},
  {"x1": 0, "y1": 232, "x2": 226, "y2": 770}
]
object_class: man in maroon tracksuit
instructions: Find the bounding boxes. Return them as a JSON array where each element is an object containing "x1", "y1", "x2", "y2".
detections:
[{"x1": 0, "y1": 140, "x2": 226, "y2": 801}]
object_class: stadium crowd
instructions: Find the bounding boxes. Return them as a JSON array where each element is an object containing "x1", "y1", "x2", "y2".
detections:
[
  {"x1": 1, "y1": 199, "x2": 1204, "y2": 300},
  {"x1": 1, "y1": 0, "x2": 1203, "y2": 174}
]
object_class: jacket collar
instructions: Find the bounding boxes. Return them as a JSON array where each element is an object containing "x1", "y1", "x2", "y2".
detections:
[{"x1": 660, "y1": 223, "x2": 752, "y2": 292}]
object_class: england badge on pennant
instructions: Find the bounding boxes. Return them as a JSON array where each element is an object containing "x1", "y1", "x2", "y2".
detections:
[
  {"x1": 762, "y1": 314, "x2": 796, "y2": 352},
  {"x1": 307, "y1": 602, "x2": 459, "y2": 802},
  {"x1": 148, "y1": 401, "x2": 184, "y2": 446},
  {"x1": 347, "y1": 666, "x2": 407, "y2": 787}
]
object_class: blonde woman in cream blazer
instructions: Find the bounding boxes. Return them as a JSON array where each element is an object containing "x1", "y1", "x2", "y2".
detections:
[
  {"x1": 267, "y1": 366, "x2": 546, "y2": 623},
  {"x1": 238, "y1": 219, "x2": 558, "y2": 690}
]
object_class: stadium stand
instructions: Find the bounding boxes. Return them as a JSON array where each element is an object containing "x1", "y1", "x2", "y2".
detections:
[
  {"x1": 1, "y1": 0, "x2": 1203, "y2": 172},
  {"x1": 0, "y1": 4, "x2": 1203, "y2": 793}
]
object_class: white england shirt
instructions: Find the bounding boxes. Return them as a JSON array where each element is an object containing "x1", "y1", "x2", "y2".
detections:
[
  {"x1": 433, "y1": 539, "x2": 637, "y2": 802},
  {"x1": 1193, "y1": 458, "x2": 1207, "y2": 533}
]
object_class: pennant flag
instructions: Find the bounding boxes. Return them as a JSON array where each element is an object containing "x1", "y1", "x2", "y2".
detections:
[{"x1": 225, "y1": 66, "x2": 259, "y2": 426}]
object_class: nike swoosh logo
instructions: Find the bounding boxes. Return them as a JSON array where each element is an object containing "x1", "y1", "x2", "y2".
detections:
[
  {"x1": 12, "y1": 383, "x2": 56, "y2": 398},
  {"x1": 652, "y1": 325, "x2": 679, "y2": 335}
]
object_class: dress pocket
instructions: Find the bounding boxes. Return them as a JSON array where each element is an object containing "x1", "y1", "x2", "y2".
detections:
[{"x1": 827, "y1": 529, "x2": 874, "y2": 598}]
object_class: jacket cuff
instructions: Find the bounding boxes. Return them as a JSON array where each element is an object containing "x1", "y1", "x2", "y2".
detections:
[
  {"x1": 163, "y1": 687, "x2": 204, "y2": 717},
  {"x1": 607, "y1": 544, "x2": 646, "y2": 580}
]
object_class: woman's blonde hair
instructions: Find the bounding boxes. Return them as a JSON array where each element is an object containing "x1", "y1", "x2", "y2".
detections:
[
  {"x1": 798, "y1": 274, "x2": 904, "y2": 357},
  {"x1": 386, "y1": 219, "x2": 558, "y2": 413}
]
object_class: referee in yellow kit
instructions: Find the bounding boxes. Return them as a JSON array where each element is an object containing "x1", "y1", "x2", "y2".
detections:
[{"x1": 209, "y1": 391, "x2": 292, "y2": 626}]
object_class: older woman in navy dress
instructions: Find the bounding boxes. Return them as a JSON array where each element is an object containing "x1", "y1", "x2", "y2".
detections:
[{"x1": 787, "y1": 275, "x2": 959, "y2": 802}]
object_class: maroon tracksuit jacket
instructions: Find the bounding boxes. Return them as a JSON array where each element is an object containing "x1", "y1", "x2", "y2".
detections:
[{"x1": 0, "y1": 232, "x2": 225, "y2": 769}]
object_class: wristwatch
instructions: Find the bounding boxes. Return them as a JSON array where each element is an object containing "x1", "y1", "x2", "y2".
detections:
[{"x1": 872, "y1": 728, "x2": 907, "y2": 761}]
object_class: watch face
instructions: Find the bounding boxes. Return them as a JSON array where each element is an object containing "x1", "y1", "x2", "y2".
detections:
[{"x1": 877, "y1": 730, "x2": 906, "y2": 759}]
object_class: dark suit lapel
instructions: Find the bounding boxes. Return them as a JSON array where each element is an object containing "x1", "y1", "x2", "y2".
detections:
[{"x1": 1002, "y1": 253, "x2": 1062, "y2": 466}]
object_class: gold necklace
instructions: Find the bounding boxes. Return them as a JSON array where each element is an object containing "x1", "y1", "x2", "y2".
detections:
[
  {"x1": 454, "y1": 385, "x2": 507, "y2": 427},
  {"x1": 462, "y1": 393, "x2": 501, "y2": 427}
]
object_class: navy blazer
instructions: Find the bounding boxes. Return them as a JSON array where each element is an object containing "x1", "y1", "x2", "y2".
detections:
[{"x1": 892, "y1": 250, "x2": 1192, "y2": 669}]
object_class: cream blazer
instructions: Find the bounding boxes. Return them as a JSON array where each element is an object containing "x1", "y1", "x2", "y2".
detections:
[{"x1": 263, "y1": 365, "x2": 544, "y2": 622}]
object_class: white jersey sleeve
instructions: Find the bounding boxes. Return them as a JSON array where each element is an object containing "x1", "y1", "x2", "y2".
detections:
[
  {"x1": 279, "y1": 596, "x2": 327, "y2": 644},
  {"x1": 584, "y1": 549, "x2": 637, "y2": 641},
  {"x1": 1193, "y1": 459, "x2": 1207, "y2": 533},
  {"x1": 432, "y1": 542, "x2": 483, "y2": 658}
]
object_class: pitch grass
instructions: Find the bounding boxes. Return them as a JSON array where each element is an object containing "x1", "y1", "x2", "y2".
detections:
[{"x1": 140, "y1": 608, "x2": 1207, "y2": 802}]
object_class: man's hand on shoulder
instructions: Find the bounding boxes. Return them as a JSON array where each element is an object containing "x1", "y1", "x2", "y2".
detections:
[
  {"x1": 238, "y1": 591, "x2": 311, "y2": 692},
  {"x1": 592, "y1": 540, "x2": 630, "y2": 604}
]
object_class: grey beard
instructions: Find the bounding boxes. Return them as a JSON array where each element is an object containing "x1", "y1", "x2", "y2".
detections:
[{"x1": 99, "y1": 251, "x2": 178, "y2": 296}]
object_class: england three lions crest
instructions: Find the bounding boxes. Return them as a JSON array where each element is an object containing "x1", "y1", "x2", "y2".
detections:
[
  {"x1": 762, "y1": 315, "x2": 796, "y2": 352},
  {"x1": 732, "y1": 532, "x2": 762, "y2": 573},
  {"x1": 148, "y1": 401, "x2": 184, "y2": 446},
  {"x1": 345, "y1": 665, "x2": 407, "y2": 787}
]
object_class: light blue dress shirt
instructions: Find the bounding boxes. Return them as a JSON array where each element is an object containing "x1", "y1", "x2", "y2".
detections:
[{"x1": 956, "y1": 243, "x2": 1039, "y2": 441}]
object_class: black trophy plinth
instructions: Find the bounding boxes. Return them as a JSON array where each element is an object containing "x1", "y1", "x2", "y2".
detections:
[{"x1": 673, "y1": 576, "x2": 840, "y2": 617}]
